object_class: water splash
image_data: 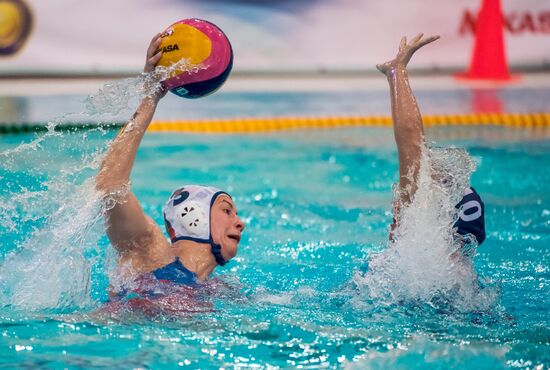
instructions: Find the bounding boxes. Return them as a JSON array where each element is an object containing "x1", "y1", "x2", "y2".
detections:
[
  {"x1": 0, "y1": 69, "x2": 164, "y2": 311},
  {"x1": 354, "y1": 147, "x2": 498, "y2": 312},
  {"x1": 85, "y1": 58, "x2": 205, "y2": 116},
  {"x1": 0, "y1": 132, "x2": 109, "y2": 311},
  {"x1": 0, "y1": 58, "x2": 210, "y2": 311},
  {"x1": 0, "y1": 179, "x2": 103, "y2": 311}
]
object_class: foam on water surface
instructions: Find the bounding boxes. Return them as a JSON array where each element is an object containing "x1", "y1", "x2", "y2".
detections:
[{"x1": 0, "y1": 80, "x2": 547, "y2": 368}]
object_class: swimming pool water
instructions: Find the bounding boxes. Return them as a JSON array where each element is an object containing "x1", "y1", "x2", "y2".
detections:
[{"x1": 0, "y1": 121, "x2": 548, "y2": 368}]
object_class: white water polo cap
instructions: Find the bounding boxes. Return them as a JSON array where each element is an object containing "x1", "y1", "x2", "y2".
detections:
[{"x1": 163, "y1": 185, "x2": 231, "y2": 265}]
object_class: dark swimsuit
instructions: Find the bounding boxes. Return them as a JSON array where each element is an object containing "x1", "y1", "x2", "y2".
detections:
[
  {"x1": 152, "y1": 257, "x2": 198, "y2": 286},
  {"x1": 114, "y1": 258, "x2": 198, "y2": 301}
]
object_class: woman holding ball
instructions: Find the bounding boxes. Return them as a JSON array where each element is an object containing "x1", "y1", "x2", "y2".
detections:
[{"x1": 96, "y1": 27, "x2": 244, "y2": 305}]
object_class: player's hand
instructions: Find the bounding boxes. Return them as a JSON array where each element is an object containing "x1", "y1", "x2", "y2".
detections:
[
  {"x1": 376, "y1": 34, "x2": 440, "y2": 75},
  {"x1": 143, "y1": 33, "x2": 167, "y2": 100},
  {"x1": 144, "y1": 33, "x2": 163, "y2": 73}
]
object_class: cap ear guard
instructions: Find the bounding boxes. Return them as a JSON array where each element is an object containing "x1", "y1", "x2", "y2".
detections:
[{"x1": 172, "y1": 201, "x2": 209, "y2": 237}]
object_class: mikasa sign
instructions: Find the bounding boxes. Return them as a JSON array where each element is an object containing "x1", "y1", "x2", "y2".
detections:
[
  {"x1": 459, "y1": 9, "x2": 550, "y2": 35},
  {"x1": 1, "y1": 0, "x2": 548, "y2": 74}
]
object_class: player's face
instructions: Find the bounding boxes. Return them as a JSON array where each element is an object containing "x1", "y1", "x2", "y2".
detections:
[{"x1": 210, "y1": 195, "x2": 245, "y2": 260}]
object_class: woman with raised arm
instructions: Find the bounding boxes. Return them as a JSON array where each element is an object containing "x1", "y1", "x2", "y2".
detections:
[
  {"x1": 377, "y1": 34, "x2": 486, "y2": 247},
  {"x1": 95, "y1": 34, "x2": 245, "y2": 301}
]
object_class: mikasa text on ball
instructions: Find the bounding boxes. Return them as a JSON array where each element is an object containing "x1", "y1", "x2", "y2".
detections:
[{"x1": 156, "y1": 19, "x2": 233, "y2": 99}]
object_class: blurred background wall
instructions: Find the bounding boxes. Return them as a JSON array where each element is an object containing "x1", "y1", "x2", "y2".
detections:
[{"x1": 0, "y1": 0, "x2": 549, "y2": 76}]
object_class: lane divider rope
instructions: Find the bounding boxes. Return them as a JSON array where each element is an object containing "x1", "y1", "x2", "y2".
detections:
[
  {"x1": 1, "y1": 113, "x2": 548, "y2": 134},
  {"x1": 148, "y1": 113, "x2": 550, "y2": 133}
]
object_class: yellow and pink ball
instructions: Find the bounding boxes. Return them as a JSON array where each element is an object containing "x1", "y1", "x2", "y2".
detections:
[{"x1": 156, "y1": 19, "x2": 233, "y2": 99}]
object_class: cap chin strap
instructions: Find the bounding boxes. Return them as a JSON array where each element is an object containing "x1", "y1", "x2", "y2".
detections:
[{"x1": 210, "y1": 242, "x2": 228, "y2": 266}]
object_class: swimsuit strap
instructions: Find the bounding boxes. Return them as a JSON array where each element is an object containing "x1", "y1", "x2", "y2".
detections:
[{"x1": 152, "y1": 257, "x2": 199, "y2": 285}]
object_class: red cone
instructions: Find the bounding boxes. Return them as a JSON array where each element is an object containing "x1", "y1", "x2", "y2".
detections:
[{"x1": 457, "y1": 0, "x2": 517, "y2": 81}]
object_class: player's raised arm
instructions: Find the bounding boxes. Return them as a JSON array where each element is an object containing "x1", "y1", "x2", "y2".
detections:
[
  {"x1": 95, "y1": 34, "x2": 166, "y2": 252},
  {"x1": 377, "y1": 34, "x2": 439, "y2": 205}
]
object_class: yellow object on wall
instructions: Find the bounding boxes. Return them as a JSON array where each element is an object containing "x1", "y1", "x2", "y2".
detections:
[{"x1": 0, "y1": 0, "x2": 32, "y2": 55}]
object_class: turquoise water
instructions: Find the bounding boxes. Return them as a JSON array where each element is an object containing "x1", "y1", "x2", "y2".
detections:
[{"x1": 0, "y1": 91, "x2": 549, "y2": 368}]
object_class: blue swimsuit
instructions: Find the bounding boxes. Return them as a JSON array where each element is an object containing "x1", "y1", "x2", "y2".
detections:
[
  {"x1": 114, "y1": 258, "x2": 198, "y2": 301},
  {"x1": 152, "y1": 257, "x2": 198, "y2": 286}
]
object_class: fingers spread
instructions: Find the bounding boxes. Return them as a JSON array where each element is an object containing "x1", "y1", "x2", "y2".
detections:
[
  {"x1": 419, "y1": 35, "x2": 440, "y2": 47},
  {"x1": 412, "y1": 33, "x2": 424, "y2": 44},
  {"x1": 144, "y1": 33, "x2": 166, "y2": 72},
  {"x1": 147, "y1": 35, "x2": 163, "y2": 58},
  {"x1": 150, "y1": 51, "x2": 163, "y2": 64},
  {"x1": 399, "y1": 36, "x2": 407, "y2": 51},
  {"x1": 151, "y1": 32, "x2": 161, "y2": 43}
]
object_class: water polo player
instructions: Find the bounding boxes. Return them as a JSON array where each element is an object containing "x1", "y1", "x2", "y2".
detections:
[
  {"x1": 95, "y1": 32, "x2": 244, "y2": 300},
  {"x1": 377, "y1": 34, "x2": 486, "y2": 251}
]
